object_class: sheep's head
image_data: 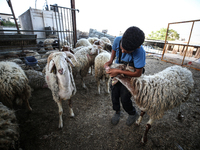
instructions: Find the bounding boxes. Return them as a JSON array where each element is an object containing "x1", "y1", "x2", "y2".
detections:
[
  {"x1": 62, "y1": 45, "x2": 74, "y2": 54},
  {"x1": 90, "y1": 45, "x2": 102, "y2": 55},
  {"x1": 47, "y1": 52, "x2": 77, "y2": 75},
  {"x1": 104, "y1": 43, "x2": 112, "y2": 52},
  {"x1": 94, "y1": 40, "x2": 112, "y2": 52}
]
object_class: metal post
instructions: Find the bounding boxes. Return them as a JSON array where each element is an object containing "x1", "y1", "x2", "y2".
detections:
[
  {"x1": 6, "y1": 0, "x2": 20, "y2": 34},
  {"x1": 71, "y1": 0, "x2": 78, "y2": 48},
  {"x1": 57, "y1": 7, "x2": 63, "y2": 50},
  {"x1": 161, "y1": 23, "x2": 170, "y2": 60}
]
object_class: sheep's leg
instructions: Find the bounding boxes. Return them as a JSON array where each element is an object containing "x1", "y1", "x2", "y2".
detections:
[
  {"x1": 97, "y1": 80, "x2": 101, "y2": 94},
  {"x1": 136, "y1": 111, "x2": 145, "y2": 125},
  {"x1": 57, "y1": 100, "x2": 63, "y2": 128},
  {"x1": 68, "y1": 99, "x2": 74, "y2": 117},
  {"x1": 88, "y1": 66, "x2": 93, "y2": 75},
  {"x1": 177, "y1": 105, "x2": 184, "y2": 120},
  {"x1": 81, "y1": 77, "x2": 88, "y2": 90},
  {"x1": 90, "y1": 66, "x2": 93, "y2": 75},
  {"x1": 25, "y1": 99, "x2": 32, "y2": 111},
  {"x1": 141, "y1": 118, "x2": 154, "y2": 144}
]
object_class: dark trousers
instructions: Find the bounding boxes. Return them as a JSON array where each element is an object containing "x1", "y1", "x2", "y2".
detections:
[{"x1": 110, "y1": 81, "x2": 136, "y2": 115}]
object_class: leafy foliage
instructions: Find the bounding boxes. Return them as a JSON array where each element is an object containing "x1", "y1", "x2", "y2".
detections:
[
  {"x1": 147, "y1": 28, "x2": 180, "y2": 41},
  {"x1": 0, "y1": 21, "x2": 16, "y2": 27}
]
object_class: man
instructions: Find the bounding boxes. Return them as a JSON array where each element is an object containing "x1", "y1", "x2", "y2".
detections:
[{"x1": 104, "y1": 26, "x2": 146, "y2": 126}]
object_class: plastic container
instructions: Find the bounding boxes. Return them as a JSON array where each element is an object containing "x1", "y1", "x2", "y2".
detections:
[{"x1": 24, "y1": 56, "x2": 38, "y2": 66}]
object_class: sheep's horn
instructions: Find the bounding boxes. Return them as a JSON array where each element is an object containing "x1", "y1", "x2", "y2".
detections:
[
  {"x1": 64, "y1": 51, "x2": 77, "y2": 63},
  {"x1": 66, "y1": 57, "x2": 75, "y2": 67}
]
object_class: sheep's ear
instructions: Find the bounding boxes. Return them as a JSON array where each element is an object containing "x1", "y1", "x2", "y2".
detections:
[
  {"x1": 47, "y1": 53, "x2": 54, "y2": 64},
  {"x1": 47, "y1": 53, "x2": 54, "y2": 71},
  {"x1": 49, "y1": 60, "x2": 55, "y2": 73}
]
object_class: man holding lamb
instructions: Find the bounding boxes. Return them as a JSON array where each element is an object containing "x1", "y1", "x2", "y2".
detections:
[{"x1": 104, "y1": 26, "x2": 146, "y2": 126}]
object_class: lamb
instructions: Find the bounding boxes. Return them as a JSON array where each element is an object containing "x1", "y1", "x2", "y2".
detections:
[
  {"x1": 112, "y1": 65, "x2": 194, "y2": 144},
  {"x1": 45, "y1": 51, "x2": 77, "y2": 128},
  {"x1": 0, "y1": 61, "x2": 32, "y2": 111},
  {"x1": 75, "y1": 38, "x2": 91, "y2": 48},
  {"x1": 94, "y1": 50, "x2": 111, "y2": 94},
  {"x1": 0, "y1": 102, "x2": 19, "y2": 150},
  {"x1": 71, "y1": 44, "x2": 103, "y2": 89}
]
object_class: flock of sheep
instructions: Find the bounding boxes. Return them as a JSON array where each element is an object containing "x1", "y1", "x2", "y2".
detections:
[{"x1": 0, "y1": 36, "x2": 194, "y2": 149}]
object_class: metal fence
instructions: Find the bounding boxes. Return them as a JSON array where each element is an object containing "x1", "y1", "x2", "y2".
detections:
[{"x1": 0, "y1": 4, "x2": 79, "y2": 70}]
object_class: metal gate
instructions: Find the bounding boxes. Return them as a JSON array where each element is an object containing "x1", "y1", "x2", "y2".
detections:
[
  {"x1": 0, "y1": 3, "x2": 79, "y2": 52},
  {"x1": 49, "y1": 4, "x2": 79, "y2": 49}
]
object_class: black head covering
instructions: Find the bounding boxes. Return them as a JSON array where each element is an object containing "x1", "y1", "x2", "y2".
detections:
[{"x1": 121, "y1": 26, "x2": 145, "y2": 51}]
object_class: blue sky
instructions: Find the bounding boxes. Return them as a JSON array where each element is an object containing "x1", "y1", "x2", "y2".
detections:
[{"x1": 0, "y1": 0, "x2": 200, "y2": 41}]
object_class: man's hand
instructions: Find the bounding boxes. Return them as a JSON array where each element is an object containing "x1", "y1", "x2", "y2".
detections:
[
  {"x1": 106, "y1": 68, "x2": 121, "y2": 77},
  {"x1": 104, "y1": 61, "x2": 112, "y2": 69}
]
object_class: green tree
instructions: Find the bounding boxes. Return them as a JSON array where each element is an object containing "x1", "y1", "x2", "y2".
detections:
[
  {"x1": 147, "y1": 28, "x2": 180, "y2": 41},
  {"x1": 0, "y1": 21, "x2": 16, "y2": 27}
]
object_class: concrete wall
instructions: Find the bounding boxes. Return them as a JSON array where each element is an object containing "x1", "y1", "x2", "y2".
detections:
[
  {"x1": 0, "y1": 26, "x2": 19, "y2": 34},
  {"x1": 19, "y1": 8, "x2": 63, "y2": 43}
]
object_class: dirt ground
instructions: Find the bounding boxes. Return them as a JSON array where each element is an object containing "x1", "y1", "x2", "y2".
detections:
[{"x1": 16, "y1": 57, "x2": 200, "y2": 150}]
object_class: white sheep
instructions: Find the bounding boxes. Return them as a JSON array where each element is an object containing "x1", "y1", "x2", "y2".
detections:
[
  {"x1": 75, "y1": 38, "x2": 91, "y2": 48},
  {"x1": 41, "y1": 49, "x2": 59, "y2": 59},
  {"x1": 0, "y1": 61, "x2": 32, "y2": 111},
  {"x1": 100, "y1": 37, "x2": 111, "y2": 44},
  {"x1": 9, "y1": 58, "x2": 23, "y2": 64},
  {"x1": 94, "y1": 39, "x2": 112, "y2": 52},
  {"x1": 25, "y1": 50, "x2": 41, "y2": 60},
  {"x1": 94, "y1": 50, "x2": 111, "y2": 94},
  {"x1": 45, "y1": 51, "x2": 77, "y2": 128},
  {"x1": 0, "y1": 102, "x2": 19, "y2": 150},
  {"x1": 71, "y1": 44, "x2": 103, "y2": 90},
  {"x1": 72, "y1": 46, "x2": 85, "y2": 54},
  {"x1": 24, "y1": 70, "x2": 48, "y2": 90},
  {"x1": 43, "y1": 39, "x2": 55, "y2": 50},
  {"x1": 37, "y1": 58, "x2": 47, "y2": 69},
  {"x1": 88, "y1": 37, "x2": 99, "y2": 45},
  {"x1": 113, "y1": 65, "x2": 194, "y2": 144}
]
